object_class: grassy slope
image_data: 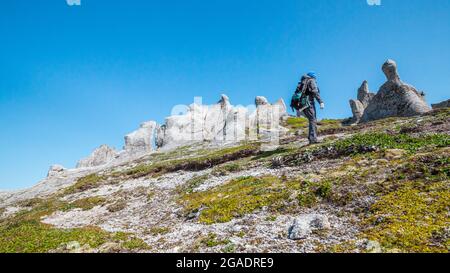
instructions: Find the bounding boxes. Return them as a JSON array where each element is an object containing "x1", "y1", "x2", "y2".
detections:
[{"x1": 0, "y1": 108, "x2": 449, "y2": 253}]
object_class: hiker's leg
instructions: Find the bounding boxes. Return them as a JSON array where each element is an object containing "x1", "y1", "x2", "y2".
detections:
[{"x1": 303, "y1": 107, "x2": 318, "y2": 143}]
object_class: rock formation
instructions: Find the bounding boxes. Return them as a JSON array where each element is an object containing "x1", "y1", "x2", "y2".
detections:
[
  {"x1": 124, "y1": 121, "x2": 157, "y2": 155},
  {"x1": 76, "y1": 145, "x2": 118, "y2": 168},
  {"x1": 349, "y1": 59, "x2": 431, "y2": 123},
  {"x1": 432, "y1": 99, "x2": 450, "y2": 110},
  {"x1": 349, "y1": 81, "x2": 375, "y2": 123},
  {"x1": 156, "y1": 94, "x2": 288, "y2": 149},
  {"x1": 47, "y1": 164, "x2": 67, "y2": 178}
]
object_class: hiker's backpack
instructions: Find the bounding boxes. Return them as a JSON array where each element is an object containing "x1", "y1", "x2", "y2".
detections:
[{"x1": 290, "y1": 76, "x2": 311, "y2": 111}]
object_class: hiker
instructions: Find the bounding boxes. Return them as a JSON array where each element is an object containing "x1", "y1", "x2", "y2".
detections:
[{"x1": 290, "y1": 72, "x2": 325, "y2": 144}]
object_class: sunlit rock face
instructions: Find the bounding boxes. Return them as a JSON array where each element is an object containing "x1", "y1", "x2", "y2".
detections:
[
  {"x1": 349, "y1": 60, "x2": 431, "y2": 123},
  {"x1": 349, "y1": 81, "x2": 375, "y2": 123},
  {"x1": 76, "y1": 145, "x2": 118, "y2": 168},
  {"x1": 124, "y1": 121, "x2": 157, "y2": 155},
  {"x1": 155, "y1": 95, "x2": 288, "y2": 149},
  {"x1": 432, "y1": 99, "x2": 450, "y2": 110}
]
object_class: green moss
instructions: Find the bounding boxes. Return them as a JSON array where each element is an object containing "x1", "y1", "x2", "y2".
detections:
[
  {"x1": 120, "y1": 237, "x2": 151, "y2": 250},
  {"x1": 0, "y1": 197, "x2": 149, "y2": 253},
  {"x1": 122, "y1": 143, "x2": 259, "y2": 179},
  {"x1": 201, "y1": 233, "x2": 231, "y2": 247},
  {"x1": 70, "y1": 197, "x2": 106, "y2": 211},
  {"x1": 330, "y1": 133, "x2": 449, "y2": 154},
  {"x1": 181, "y1": 176, "x2": 291, "y2": 224},
  {"x1": 363, "y1": 181, "x2": 449, "y2": 253},
  {"x1": 180, "y1": 176, "x2": 333, "y2": 224},
  {"x1": 212, "y1": 163, "x2": 243, "y2": 176},
  {"x1": 149, "y1": 227, "x2": 170, "y2": 236},
  {"x1": 285, "y1": 117, "x2": 308, "y2": 130},
  {"x1": 0, "y1": 220, "x2": 112, "y2": 253},
  {"x1": 63, "y1": 174, "x2": 104, "y2": 195},
  {"x1": 315, "y1": 180, "x2": 333, "y2": 199}
]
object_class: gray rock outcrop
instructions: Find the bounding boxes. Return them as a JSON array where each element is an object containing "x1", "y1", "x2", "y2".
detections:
[
  {"x1": 156, "y1": 95, "x2": 288, "y2": 149},
  {"x1": 432, "y1": 99, "x2": 450, "y2": 110},
  {"x1": 124, "y1": 121, "x2": 157, "y2": 155},
  {"x1": 349, "y1": 81, "x2": 375, "y2": 123},
  {"x1": 350, "y1": 60, "x2": 431, "y2": 123},
  {"x1": 76, "y1": 145, "x2": 118, "y2": 168},
  {"x1": 47, "y1": 164, "x2": 67, "y2": 178},
  {"x1": 288, "y1": 214, "x2": 331, "y2": 240}
]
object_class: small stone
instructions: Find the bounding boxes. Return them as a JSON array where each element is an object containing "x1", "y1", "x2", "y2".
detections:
[
  {"x1": 365, "y1": 240, "x2": 382, "y2": 253},
  {"x1": 288, "y1": 214, "x2": 331, "y2": 240}
]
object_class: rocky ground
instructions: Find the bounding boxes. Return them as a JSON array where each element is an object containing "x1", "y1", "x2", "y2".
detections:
[{"x1": 0, "y1": 108, "x2": 449, "y2": 253}]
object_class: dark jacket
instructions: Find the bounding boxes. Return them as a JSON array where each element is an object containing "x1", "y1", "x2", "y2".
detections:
[{"x1": 296, "y1": 75, "x2": 323, "y2": 105}]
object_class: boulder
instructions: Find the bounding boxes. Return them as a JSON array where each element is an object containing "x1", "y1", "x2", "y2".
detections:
[
  {"x1": 76, "y1": 145, "x2": 118, "y2": 168},
  {"x1": 124, "y1": 121, "x2": 157, "y2": 155},
  {"x1": 47, "y1": 164, "x2": 67, "y2": 178},
  {"x1": 360, "y1": 59, "x2": 431, "y2": 122},
  {"x1": 432, "y1": 99, "x2": 450, "y2": 110},
  {"x1": 288, "y1": 214, "x2": 331, "y2": 240}
]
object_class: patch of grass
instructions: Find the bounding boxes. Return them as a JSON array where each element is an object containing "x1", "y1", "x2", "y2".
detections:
[
  {"x1": 180, "y1": 176, "x2": 291, "y2": 224},
  {"x1": 363, "y1": 180, "x2": 449, "y2": 253},
  {"x1": 63, "y1": 174, "x2": 104, "y2": 195},
  {"x1": 315, "y1": 180, "x2": 333, "y2": 199},
  {"x1": 331, "y1": 133, "x2": 449, "y2": 154},
  {"x1": 212, "y1": 163, "x2": 243, "y2": 176},
  {"x1": 201, "y1": 233, "x2": 231, "y2": 247},
  {"x1": 0, "y1": 198, "x2": 150, "y2": 253},
  {"x1": 0, "y1": 220, "x2": 111, "y2": 253},
  {"x1": 180, "y1": 176, "x2": 334, "y2": 224},
  {"x1": 282, "y1": 133, "x2": 450, "y2": 167},
  {"x1": 122, "y1": 143, "x2": 260, "y2": 179},
  {"x1": 285, "y1": 117, "x2": 308, "y2": 130},
  {"x1": 149, "y1": 227, "x2": 170, "y2": 236},
  {"x1": 70, "y1": 197, "x2": 106, "y2": 211}
]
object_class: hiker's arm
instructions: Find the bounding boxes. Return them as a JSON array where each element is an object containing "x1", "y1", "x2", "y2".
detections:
[{"x1": 309, "y1": 80, "x2": 324, "y2": 104}]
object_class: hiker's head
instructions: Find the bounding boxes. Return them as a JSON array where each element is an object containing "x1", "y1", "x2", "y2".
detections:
[{"x1": 307, "y1": 72, "x2": 317, "y2": 79}]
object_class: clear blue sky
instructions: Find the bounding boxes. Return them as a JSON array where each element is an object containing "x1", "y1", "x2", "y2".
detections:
[{"x1": 0, "y1": 0, "x2": 449, "y2": 190}]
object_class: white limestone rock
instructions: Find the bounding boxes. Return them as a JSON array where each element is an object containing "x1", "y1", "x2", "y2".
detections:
[
  {"x1": 47, "y1": 164, "x2": 67, "y2": 178},
  {"x1": 124, "y1": 121, "x2": 157, "y2": 155},
  {"x1": 288, "y1": 214, "x2": 331, "y2": 240},
  {"x1": 156, "y1": 95, "x2": 288, "y2": 150},
  {"x1": 76, "y1": 145, "x2": 118, "y2": 168}
]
